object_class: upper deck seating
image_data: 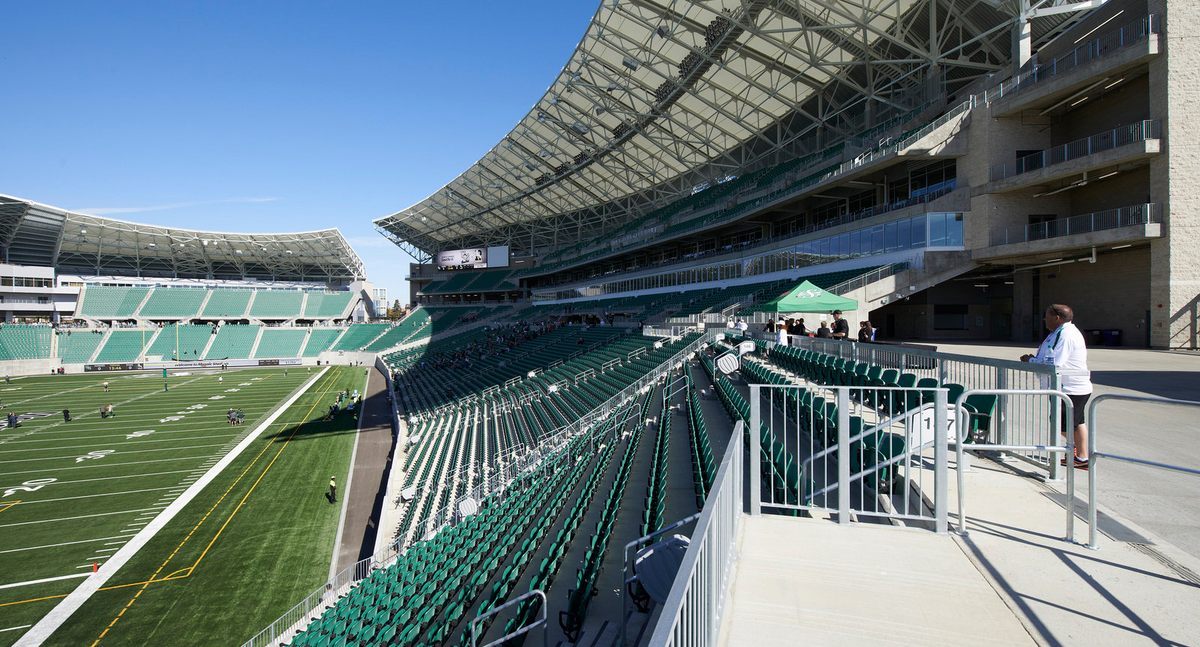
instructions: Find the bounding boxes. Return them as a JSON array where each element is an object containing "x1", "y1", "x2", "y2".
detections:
[
  {"x1": 79, "y1": 286, "x2": 150, "y2": 318},
  {"x1": 138, "y1": 288, "x2": 206, "y2": 318},
  {"x1": 249, "y1": 290, "x2": 304, "y2": 319}
]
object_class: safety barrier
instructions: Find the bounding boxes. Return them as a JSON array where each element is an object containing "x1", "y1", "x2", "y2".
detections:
[
  {"x1": 749, "y1": 383, "x2": 949, "y2": 532},
  {"x1": 469, "y1": 589, "x2": 546, "y2": 647},
  {"x1": 771, "y1": 336, "x2": 1062, "y2": 477},
  {"x1": 646, "y1": 423, "x2": 743, "y2": 647},
  {"x1": 1087, "y1": 394, "x2": 1200, "y2": 549},
  {"x1": 954, "y1": 389, "x2": 1077, "y2": 539}
]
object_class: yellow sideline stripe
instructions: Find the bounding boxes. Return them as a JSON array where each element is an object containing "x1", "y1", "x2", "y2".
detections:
[{"x1": 89, "y1": 371, "x2": 341, "y2": 646}]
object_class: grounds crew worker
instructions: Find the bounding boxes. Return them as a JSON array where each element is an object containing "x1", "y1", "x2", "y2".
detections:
[{"x1": 328, "y1": 476, "x2": 337, "y2": 502}]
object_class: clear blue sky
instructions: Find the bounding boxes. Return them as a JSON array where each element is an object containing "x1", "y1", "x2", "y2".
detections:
[{"x1": 0, "y1": 1, "x2": 599, "y2": 307}]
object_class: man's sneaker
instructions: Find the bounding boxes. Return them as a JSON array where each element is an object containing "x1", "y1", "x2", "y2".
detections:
[{"x1": 1060, "y1": 456, "x2": 1090, "y2": 470}]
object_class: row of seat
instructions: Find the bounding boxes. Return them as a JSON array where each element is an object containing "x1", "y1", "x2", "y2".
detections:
[
  {"x1": 559, "y1": 396, "x2": 646, "y2": 641},
  {"x1": 685, "y1": 375, "x2": 717, "y2": 508},
  {"x1": 292, "y1": 428, "x2": 595, "y2": 647},
  {"x1": 79, "y1": 285, "x2": 356, "y2": 319},
  {"x1": 641, "y1": 385, "x2": 670, "y2": 538}
]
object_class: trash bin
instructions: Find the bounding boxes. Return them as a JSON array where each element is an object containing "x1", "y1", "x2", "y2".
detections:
[
  {"x1": 1102, "y1": 329, "x2": 1122, "y2": 346},
  {"x1": 1087, "y1": 329, "x2": 1103, "y2": 347}
]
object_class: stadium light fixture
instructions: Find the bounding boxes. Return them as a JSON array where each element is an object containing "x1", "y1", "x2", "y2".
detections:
[{"x1": 622, "y1": 56, "x2": 639, "y2": 71}]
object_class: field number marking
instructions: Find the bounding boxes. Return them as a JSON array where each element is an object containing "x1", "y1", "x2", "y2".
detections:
[
  {"x1": 159, "y1": 416, "x2": 185, "y2": 423},
  {"x1": 208, "y1": 396, "x2": 225, "y2": 401},
  {"x1": 125, "y1": 431, "x2": 155, "y2": 440},
  {"x1": 3, "y1": 478, "x2": 56, "y2": 498},
  {"x1": 76, "y1": 450, "x2": 115, "y2": 464}
]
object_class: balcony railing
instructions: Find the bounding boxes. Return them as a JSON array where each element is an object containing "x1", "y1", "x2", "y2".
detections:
[
  {"x1": 990, "y1": 120, "x2": 1160, "y2": 181},
  {"x1": 983, "y1": 15, "x2": 1160, "y2": 105},
  {"x1": 990, "y1": 204, "x2": 1160, "y2": 247}
]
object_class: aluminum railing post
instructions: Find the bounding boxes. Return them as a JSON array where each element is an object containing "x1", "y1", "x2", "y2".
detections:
[
  {"x1": 837, "y1": 388, "x2": 851, "y2": 524},
  {"x1": 750, "y1": 384, "x2": 762, "y2": 516},
  {"x1": 1088, "y1": 397, "x2": 1101, "y2": 549},
  {"x1": 934, "y1": 388, "x2": 949, "y2": 534}
]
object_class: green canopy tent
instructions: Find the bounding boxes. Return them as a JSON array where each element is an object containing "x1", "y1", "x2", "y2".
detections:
[{"x1": 753, "y1": 280, "x2": 858, "y2": 314}]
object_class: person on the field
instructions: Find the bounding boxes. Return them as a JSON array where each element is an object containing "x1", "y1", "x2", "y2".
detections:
[
  {"x1": 102, "y1": 381, "x2": 110, "y2": 392},
  {"x1": 62, "y1": 409, "x2": 71, "y2": 422},
  {"x1": 328, "y1": 476, "x2": 337, "y2": 503}
]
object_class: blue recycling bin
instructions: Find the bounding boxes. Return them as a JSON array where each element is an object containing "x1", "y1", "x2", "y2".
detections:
[{"x1": 1102, "y1": 329, "x2": 1122, "y2": 346}]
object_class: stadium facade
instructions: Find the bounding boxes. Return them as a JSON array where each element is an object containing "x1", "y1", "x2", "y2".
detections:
[{"x1": 379, "y1": 0, "x2": 1198, "y2": 350}]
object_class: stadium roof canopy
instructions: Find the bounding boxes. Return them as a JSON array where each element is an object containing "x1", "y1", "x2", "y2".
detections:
[
  {"x1": 377, "y1": 0, "x2": 1084, "y2": 262},
  {"x1": 0, "y1": 195, "x2": 366, "y2": 284}
]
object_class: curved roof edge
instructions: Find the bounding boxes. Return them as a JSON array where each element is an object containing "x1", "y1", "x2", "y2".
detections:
[{"x1": 0, "y1": 194, "x2": 366, "y2": 283}]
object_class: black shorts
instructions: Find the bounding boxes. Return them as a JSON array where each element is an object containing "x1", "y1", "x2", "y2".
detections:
[{"x1": 1060, "y1": 393, "x2": 1091, "y2": 430}]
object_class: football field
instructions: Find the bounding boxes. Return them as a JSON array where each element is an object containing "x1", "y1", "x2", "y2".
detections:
[{"x1": 0, "y1": 365, "x2": 367, "y2": 646}]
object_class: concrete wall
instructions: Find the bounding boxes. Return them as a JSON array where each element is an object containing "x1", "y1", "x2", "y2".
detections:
[
  {"x1": 1148, "y1": 0, "x2": 1200, "y2": 348},
  {"x1": 1013, "y1": 247, "x2": 1152, "y2": 346}
]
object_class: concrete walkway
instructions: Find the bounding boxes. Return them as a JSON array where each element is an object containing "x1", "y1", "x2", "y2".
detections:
[
  {"x1": 931, "y1": 342, "x2": 1200, "y2": 559},
  {"x1": 332, "y1": 368, "x2": 395, "y2": 573},
  {"x1": 718, "y1": 448, "x2": 1200, "y2": 646},
  {"x1": 719, "y1": 515, "x2": 1035, "y2": 647}
]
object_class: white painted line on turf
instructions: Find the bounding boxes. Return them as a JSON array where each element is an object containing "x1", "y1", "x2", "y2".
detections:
[
  {"x1": 14, "y1": 366, "x2": 329, "y2": 647},
  {"x1": 0, "y1": 625, "x2": 33, "y2": 634},
  {"x1": 0, "y1": 486, "x2": 177, "y2": 506},
  {"x1": 0, "y1": 507, "x2": 157, "y2": 529},
  {"x1": 103, "y1": 541, "x2": 126, "y2": 546},
  {"x1": 0, "y1": 574, "x2": 91, "y2": 591},
  {"x1": 0, "y1": 535, "x2": 130, "y2": 556}
]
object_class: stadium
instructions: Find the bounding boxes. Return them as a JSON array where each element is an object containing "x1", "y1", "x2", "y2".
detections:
[{"x1": 2, "y1": 0, "x2": 1199, "y2": 646}]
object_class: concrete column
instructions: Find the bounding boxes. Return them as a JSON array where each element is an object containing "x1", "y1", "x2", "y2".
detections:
[{"x1": 1148, "y1": 0, "x2": 1200, "y2": 348}]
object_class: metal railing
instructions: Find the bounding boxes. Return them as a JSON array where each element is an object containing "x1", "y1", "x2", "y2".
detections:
[
  {"x1": 241, "y1": 542, "x2": 405, "y2": 647},
  {"x1": 954, "y1": 389, "x2": 1076, "y2": 539},
  {"x1": 991, "y1": 204, "x2": 1160, "y2": 246},
  {"x1": 748, "y1": 383, "x2": 949, "y2": 531},
  {"x1": 773, "y1": 336, "x2": 1062, "y2": 474},
  {"x1": 825, "y1": 262, "x2": 909, "y2": 296},
  {"x1": 469, "y1": 589, "x2": 546, "y2": 647},
  {"x1": 984, "y1": 15, "x2": 1160, "y2": 105},
  {"x1": 411, "y1": 331, "x2": 715, "y2": 544},
  {"x1": 1086, "y1": 394, "x2": 1200, "y2": 549},
  {"x1": 646, "y1": 423, "x2": 744, "y2": 647},
  {"x1": 990, "y1": 120, "x2": 1160, "y2": 181}
]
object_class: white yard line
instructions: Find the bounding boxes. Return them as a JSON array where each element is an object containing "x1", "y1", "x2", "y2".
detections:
[
  {"x1": 0, "y1": 454, "x2": 239, "y2": 478},
  {"x1": 0, "y1": 625, "x2": 33, "y2": 634},
  {"x1": 0, "y1": 508, "x2": 157, "y2": 529},
  {"x1": 1, "y1": 486, "x2": 176, "y2": 506},
  {"x1": 0, "y1": 574, "x2": 90, "y2": 591},
  {"x1": 0, "y1": 535, "x2": 130, "y2": 556},
  {"x1": 0, "y1": 442, "x2": 235, "y2": 465},
  {"x1": 14, "y1": 367, "x2": 329, "y2": 647},
  {"x1": 0, "y1": 374, "x2": 214, "y2": 447}
]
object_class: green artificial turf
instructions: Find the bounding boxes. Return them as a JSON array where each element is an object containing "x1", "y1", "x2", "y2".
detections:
[{"x1": 0, "y1": 365, "x2": 366, "y2": 647}]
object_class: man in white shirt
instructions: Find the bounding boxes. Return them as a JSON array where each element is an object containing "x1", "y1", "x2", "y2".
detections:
[{"x1": 1020, "y1": 304, "x2": 1093, "y2": 469}]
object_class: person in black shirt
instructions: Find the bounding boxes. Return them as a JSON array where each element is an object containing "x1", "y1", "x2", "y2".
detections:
[
  {"x1": 831, "y1": 310, "x2": 850, "y2": 340},
  {"x1": 816, "y1": 322, "x2": 831, "y2": 338}
]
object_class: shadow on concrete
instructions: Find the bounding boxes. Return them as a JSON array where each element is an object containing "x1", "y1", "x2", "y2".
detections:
[{"x1": 1090, "y1": 370, "x2": 1200, "y2": 400}]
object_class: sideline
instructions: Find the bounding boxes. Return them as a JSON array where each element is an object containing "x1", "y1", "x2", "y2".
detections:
[{"x1": 13, "y1": 367, "x2": 329, "y2": 647}]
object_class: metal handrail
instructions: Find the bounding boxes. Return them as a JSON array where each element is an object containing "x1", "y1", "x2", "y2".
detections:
[
  {"x1": 984, "y1": 15, "x2": 1159, "y2": 105},
  {"x1": 621, "y1": 512, "x2": 702, "y2": 647},
  {"x1": 1086, "y1": 394, "x2": 1200, "y2": 550},
  {"x1": 954, "y1": 389, "x2": 1076, "y2": 540},
  {"x1": 469, "y1": 589, "x2": 547, "y2": 647},
  {"x1": 992, "y1": 204, "x2": 1160, "y2": 246},
  {"x1": 646, "y1": 422, "x2": 743, "y2": 647},
  {"x1": 990, "y1": 120, "x2": 1160, "y2": 181}
]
